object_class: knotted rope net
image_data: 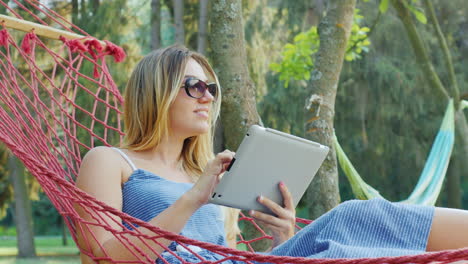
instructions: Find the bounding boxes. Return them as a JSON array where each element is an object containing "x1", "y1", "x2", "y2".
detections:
[{"x1": 0, "y1": 1, "x2": 467, "y2": 263}]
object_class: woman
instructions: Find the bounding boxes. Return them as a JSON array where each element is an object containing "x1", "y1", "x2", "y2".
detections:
[{"x1": 76, "y1": 45, "x2": 468, "y2": 264}]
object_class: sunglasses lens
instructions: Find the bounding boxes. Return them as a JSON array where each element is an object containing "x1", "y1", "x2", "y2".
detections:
[
  {"x1": 208, "y1": 83, "x2": 217, "y2": 97},
  {"x1": 185, "y1": 79, "x2": 204, "y2": 98},
  {"x1": 185, "y1": 78, "x2": 217, "y2": 99}
]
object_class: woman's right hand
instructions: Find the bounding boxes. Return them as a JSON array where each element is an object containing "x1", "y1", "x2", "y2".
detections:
[{"x1": 187, "y1": 150, "x2": 235, "y2": 206}]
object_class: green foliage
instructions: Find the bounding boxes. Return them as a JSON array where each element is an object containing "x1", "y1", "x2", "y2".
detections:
[
  {"x1": 379, "y1": 0, "x2": 427, "y2": 24},
  {"x1": 242, "y1": 0, "x2": 293, "y2": 97},
  {"x1": 269, "y1": 27, "x2": 319, "y2": 87},
  {"x1": 160, "y1": 6, "x2": 176, "y2": 47},
  {"x1": 270, "y1": 9, "x2": 371, "y2": 88},
  {"x1": 243, "y1": 0, "x2": 312, "y2": 146},
  {"x1": 332, "y1": 0, "x2": 450, "y2": 202},
  {"x1": 68, "y1": 0, "x2": 145, "y2": 155},
  {"x1": 379, "y1": 0, "x2": 389, "y2": 13},
  {"x1": 403, "y1": 1, "x2": 427, "y2": 24},
  {"x1": 0, "y1": 225, "x2": 16, "y2": 236},
  {"x1": 0, "y1": 146, "x2": 12, "y2": 218},
  {"x1": 258, "y1": 74, "x2": 308, "y2": 137},
  {"x1": 257, "y1": 0, "x2": 468, "y2": 207},
  {"x1": 346, "y1": 10, "x2": 371, "y2": 61},
  {"x1": 271, "y1": 1, "x2": 322, "y2": 36},
  {"x1": 32, "y1": 193, "x2": 64, "y2": 235}
]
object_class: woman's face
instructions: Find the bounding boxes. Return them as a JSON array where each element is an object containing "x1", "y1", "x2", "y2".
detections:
[{"x1": 168, "y1": 58, "x2": 215, "y2": 139}]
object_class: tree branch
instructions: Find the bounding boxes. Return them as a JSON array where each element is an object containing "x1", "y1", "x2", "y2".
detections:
[
  {"x1": 391, "y1": 0, "x2": 449, "y2": 100},
  {"x1": 423, "y1": 0, "x2": 460, "y2": 107},
  {"x1": 346, "y1": 10, "x2": 381, "y2": 54}
]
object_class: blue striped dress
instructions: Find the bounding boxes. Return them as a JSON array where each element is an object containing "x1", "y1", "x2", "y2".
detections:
[{"x1": 117, "y1": 149, "x2": 434, "y2": 263}]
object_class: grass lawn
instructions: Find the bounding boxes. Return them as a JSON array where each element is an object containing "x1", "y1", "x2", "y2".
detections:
[
  {"x1": 0, "y1": 256, "x2": 80, "y2": 264},
  {"x1": 0, "y1": 236, "x2": 80, "y2": 264}
]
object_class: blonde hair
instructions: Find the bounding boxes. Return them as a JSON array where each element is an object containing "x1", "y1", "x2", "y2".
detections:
[
  {"x1": 122, "y1": 45, "x2": 221, "y2": 178},
  {"x1": 221, "y1": 207, "x2": 241, "y2": 243},
  {"x1": 122, "y1": 45, "x2": 239, "y2": 242}
]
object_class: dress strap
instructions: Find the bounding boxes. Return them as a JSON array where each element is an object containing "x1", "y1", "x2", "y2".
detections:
[{"x1": 112, "y1": 147, "x2": 138, "y2": 171}]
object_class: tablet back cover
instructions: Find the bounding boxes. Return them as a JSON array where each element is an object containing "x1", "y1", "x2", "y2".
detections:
[{"x1": 209, "y1": 125, "x2": 329, "y2": 214}]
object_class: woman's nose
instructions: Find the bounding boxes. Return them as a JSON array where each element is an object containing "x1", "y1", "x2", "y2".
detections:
[{"x1": 199, "y1": 89, "x2": 215, "y2": 102}]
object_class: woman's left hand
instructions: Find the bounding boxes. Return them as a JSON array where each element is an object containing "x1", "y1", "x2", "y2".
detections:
[{"x1": 249, "y1": 182, "x2": 296, "y2": 250}]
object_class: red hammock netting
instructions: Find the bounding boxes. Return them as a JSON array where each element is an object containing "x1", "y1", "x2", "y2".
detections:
[{"x1": 0, "y1": 1, "x2": 468, "y2": 263}]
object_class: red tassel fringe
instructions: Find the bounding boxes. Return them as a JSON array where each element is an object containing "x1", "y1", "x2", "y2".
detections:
[
  {"x1": 21, "y1": 32, "x2": 37, "y2": 54},
  {"x1": 0, "y1": 29, "x2": 9, "y2": 47}
]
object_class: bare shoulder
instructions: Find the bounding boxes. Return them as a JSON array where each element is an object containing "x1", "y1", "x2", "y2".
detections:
[
  {"x1": 81, "y1": 146, "x2": 121, "y2": 164},
  {"x1": 77, "y1": 146, "x2": 124, "y2": 189}
]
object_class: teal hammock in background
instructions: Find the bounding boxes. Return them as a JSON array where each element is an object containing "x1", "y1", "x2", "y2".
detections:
[{"x1": 334, "y1": 99, "x2": 467, "y2": 205}]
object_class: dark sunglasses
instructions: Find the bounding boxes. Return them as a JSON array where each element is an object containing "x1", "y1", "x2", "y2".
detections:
[{"x1": 182, "y1": 77, "x2": 218, "y2": 99}]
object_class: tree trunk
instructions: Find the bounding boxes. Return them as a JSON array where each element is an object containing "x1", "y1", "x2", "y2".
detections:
[
  {"x1": 71, "y1": 0, "x2": 79, "y2": 24},
  {"x1": 210, "y1": 0, "x2": 261, "y2": 150},
  {"x1": 61, "y1": 217, "x2": 68, "y2": 246},
  {"x1": 8, "y1": 155, "x2": 36, "y2": 258},
  {"x1": 446, "y1": 149, "x2": 461, "y2": 208},
  {"x1": 304, "y1": 0, "x2": 356, "y2": 219},
  {"x1": 197, "y1": 0, "x2": 209, "y2": 54},
  {"x1": 452, "y1": 110, "x2": 468, "y2": 208},
  {"x1": 304, "y1": 0, "x2": 325, "y2": 29},
  {"x1": 80, "y1": 0, "x2": 87, "y2": 21},
  {"x1": 90, "y1": 0, "x2": 100, "y2": 15},
  {"x1": 213, "y1": 121, "x2": 224, "y2": 154},
  {"x1": 210, "y1": 0, "x2": 264, "y2": 250},
  {"x1": 455, "y1": 110, "x2": 468, "y2": 164},
  {"x1": 172, "y1": 0, "x2": 185, "y2": 44},
  {"x1": 151, "y1": 0, "x2": 161, "y2": 50}
]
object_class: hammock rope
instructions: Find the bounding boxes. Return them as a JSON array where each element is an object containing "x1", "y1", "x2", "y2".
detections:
[
  {"x1": 335, "y1": 99, "x2": 455, "y2": 206},
  {"x1": 1, "y1": 1, "x2": 467, "y2": 263}
]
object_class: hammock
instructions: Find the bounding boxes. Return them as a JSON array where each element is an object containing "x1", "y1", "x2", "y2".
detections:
[
  {"x1": 1, "y1": 1, "x2": 468, "y2": 263},
  {"x1": 335, "y1": 99, "x2": 456, "y2": 205}
]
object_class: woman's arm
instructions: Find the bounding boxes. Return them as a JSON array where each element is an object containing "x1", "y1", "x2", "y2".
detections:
[{"x1": 75, "y1": 147, "x2": 234, "y2": 263}]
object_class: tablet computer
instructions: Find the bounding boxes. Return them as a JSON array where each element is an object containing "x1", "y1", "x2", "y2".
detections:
[{"x1": 209, "y1": 125, "x2": 329, "y2": 215}]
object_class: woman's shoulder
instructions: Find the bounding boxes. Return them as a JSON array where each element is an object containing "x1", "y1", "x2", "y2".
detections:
[
  {"x1": 76, "y1": 147, "x2": 128, "y2": 213},
  {"x1": 82, "y1": 146, "x2": 120, "y2": 164},
  {"x1": 79, "y1": 146, "x2": 124, "y2": 177}
]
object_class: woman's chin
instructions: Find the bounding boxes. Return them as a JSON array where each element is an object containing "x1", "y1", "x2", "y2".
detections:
[
  {"x1": 197, "y1": 125, "x2": 211, "y2": 135},
  {"x1": 189, "y1": 123, "x2": 211, "y2": 136}
]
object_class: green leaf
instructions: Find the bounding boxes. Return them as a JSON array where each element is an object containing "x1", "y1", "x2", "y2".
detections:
[
  {"x1": 361, "y1": 27, "x2": 370, "y2": 32},
  {"x1": 379, "y1": 0, "x2": 389, "y2": 13},
  {"x1": 412, "y1": 9, "x2": 427, "y2": 24},
  {"x1": 269, "y1": 63, "x2": 280, "y2": 72},
  {"x1": 405, "y1": 3, "x2": 428, "y2": 24}
]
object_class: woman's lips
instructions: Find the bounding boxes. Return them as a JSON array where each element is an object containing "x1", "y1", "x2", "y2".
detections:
[{"x1": 194, "y1": 109, "x2": 209, "y2": 118}]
